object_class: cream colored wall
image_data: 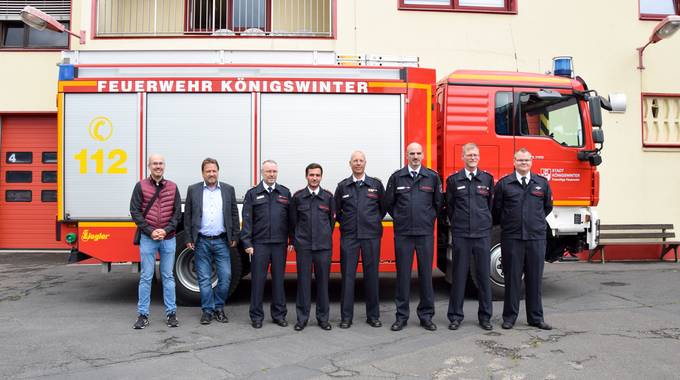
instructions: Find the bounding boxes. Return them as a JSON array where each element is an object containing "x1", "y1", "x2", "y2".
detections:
[
  {"x1": 0, "y1": 52, "x2": 61, "y2": 112},
  {"x1": 4, "y1": 0, "x2": 680, "y2": 228}
]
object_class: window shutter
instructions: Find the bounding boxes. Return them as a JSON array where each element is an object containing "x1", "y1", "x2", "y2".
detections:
[{"x1": 0, "y1": 0, "x2": 70, "y2": 21}]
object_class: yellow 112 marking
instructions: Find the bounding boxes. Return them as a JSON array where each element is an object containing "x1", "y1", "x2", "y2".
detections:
[{"x1": 74, "y1": 148, "x2": 127, "y2": 174}]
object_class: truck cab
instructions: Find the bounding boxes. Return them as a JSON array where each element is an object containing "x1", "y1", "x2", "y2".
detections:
[{"x1": 436, "y1": 69, "x2": 614, "y2": 298}]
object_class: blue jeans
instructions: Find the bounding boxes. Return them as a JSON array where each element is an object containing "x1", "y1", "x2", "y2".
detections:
[
  {"x1": 194, "y1": 236, "x2": 231, "y2": 312},
  {"x1": 138, "y1": 234, "x2": 176, "y2": 316}
]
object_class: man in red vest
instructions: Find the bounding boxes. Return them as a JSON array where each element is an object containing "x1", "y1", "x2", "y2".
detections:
[{"x1": 129, "y1": 154, "x2": 182, "y2": 330}]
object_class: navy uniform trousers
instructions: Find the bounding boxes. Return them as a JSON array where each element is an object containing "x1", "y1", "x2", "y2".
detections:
[
  {"x1": 394, "y1": 234, "x2": 435, "y2": 323},
  {"x1": 295, "y1": 249, "x2": 331, "y2": 324},
  {"x1": 501, "y1": 238, "x2": 546, "y2": 324},
  {"x1": 340, "y1": 236, "x2": 381, "y2": 322},
  {"x1": 249, "y1": 242, "x2": 287, "y2": 322},
  {"x1": 447, "y1": 236, "x2": 492, "y2": 323}
]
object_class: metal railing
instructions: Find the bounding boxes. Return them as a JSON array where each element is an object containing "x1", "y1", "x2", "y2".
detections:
[{"x1": 96, "y1": 0, "x2": 332, "y2": 37}]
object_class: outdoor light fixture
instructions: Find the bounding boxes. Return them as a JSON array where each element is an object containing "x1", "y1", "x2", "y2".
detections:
[
  {"x1": 20, "y1": 5, "x2": 86, "y2": 44},
  {"x1": 637, "y1": 15, "x2": 680, "y2": 69}
]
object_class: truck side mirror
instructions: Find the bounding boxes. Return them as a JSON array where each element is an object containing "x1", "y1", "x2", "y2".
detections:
[
  {"x1": 608, "y1": 93, "x2": 627, "y2": 113},
  {"x1": 592, "y1": 128, "x2": 604, "y2": 144},
  {"x1": 589, "y1": 97, "x2": 603, "y2": 127}
]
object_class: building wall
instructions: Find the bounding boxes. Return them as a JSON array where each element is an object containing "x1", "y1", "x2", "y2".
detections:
[{"x1": 3, "y1": 0, "x2": 679, "y2": 231}]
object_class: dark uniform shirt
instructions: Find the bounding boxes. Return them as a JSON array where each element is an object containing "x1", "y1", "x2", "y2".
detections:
[
  {"x1": 334, "y1": 175, "x2": 386, "y2": 239},
  {"x1": 446, "y1": 169, "x2": 494, "y2": 238},
  {"x1": 240, "y1": 182, "x2": 292, "y2": 249},
  {"x1": 290, "y1": 187, "x2": 335, "y2": 250},
  {"x1": 384, "y1": 166, "x2": 444, "y2": 236},
  {"x1": 493, "y1": 172, "x2": 553, "y2": 240}
]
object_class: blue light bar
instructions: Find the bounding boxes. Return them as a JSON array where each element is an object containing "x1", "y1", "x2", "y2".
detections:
[
  {"x1": 552, "y1": 56, "x2": 573, "y2": 78},
  {"x1": 58, "y1": 64, "x2": 75, "y2": 81}
]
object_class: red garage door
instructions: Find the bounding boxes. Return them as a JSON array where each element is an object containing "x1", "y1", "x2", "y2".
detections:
[{"x1": 0, "y1": 115, "x2": 68, "y2": 249}]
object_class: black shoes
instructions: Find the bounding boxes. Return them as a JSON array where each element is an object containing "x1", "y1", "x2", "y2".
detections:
[
  {"x1": 420, "y1": 320, "x2": 437, "y2": 331},
  {"x1": 366, "y1": 319, "x2": 382, "y2": 328},
  {"x1": 166, "y1": 313, "x2": 179, "y2": 328},
  {"x1": 529, "y1": 321, "x2": 552, "y2": 330},
  {"x1": 200, "y1": 311, "x2": 213, "y2": 325},
  {"x1": 213, "y1": 309, "x2": 228, "y2": 323},
  {"x1": 133, "y1": 314, "x2": 149, "y2": 330},
  {"x1": 318, "y1": 321, "x2": 332, "y2": 331},
  {"x1": 273, "y1": 319, "x2": 288, "y2": 327},
  {"x1": 294, "y1": 321, "x2": 307, "y2": 331},
  {"x1": 479, "y1": 321, "x2": 493, "y2": 331},
  {"x1": 251, "y1": 320, "x2": 263, "y2": 329},
  {"x1": 448, "y1": 320, "x2": 461, "y2": 330},
  {"x1": 339, "y1": 320, "x2": 352, "y2": 329},
  {"x1": 501, "y1": 321, "x2": 514, "y2": 330},
  {"x1": 390, "y1": 320, "x2": 407, "y2": 331}
]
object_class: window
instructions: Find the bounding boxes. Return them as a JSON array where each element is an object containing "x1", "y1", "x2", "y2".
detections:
[
  {"x1": 6, "y1": 171, "x2": 32, "y2": 183},
  {"x1": 6, "y1": 190, "x2": 32, "y2": 202},
  {"x1": 642, "y1": 94, "x2": 680, "y2": 147},
  {"x1": 6, "y1": 152, "x2": 32, "y2": 164},
  {"x1": 42, "y1": 171, "x2": 57, "y2": 183},
  {"x1": 0, "y1": 21, "x2": 69, "y2": 49},
  {"x1": 42, "y1": 152, "x2": 57, "y2": 163},
  {"x1": 399, "y1": 0, "x2": 516, "y2": 13},
  {"x1": 41, "y1": 190, "x2": 57, "y2": 202},
  {"x1": 187, "y1": 0, "x2": 270, "y2": 33},
  {"x1": 640, "y1": 0, "x2": 679, "y2": 19},
  {"x1": 495, "y1": 91, "x2": 513, "y2": 136},
  {"x1": 519, "y1": 93, "x2": 584, "y2": 147}
]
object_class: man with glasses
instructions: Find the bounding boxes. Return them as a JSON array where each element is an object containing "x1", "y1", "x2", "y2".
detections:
[
  {"x1": 445, "y1": 143, "x2": 494, "y2": 331},
  {"x1": 493, "y1": 148, "x2": 553, "y2": 330}
]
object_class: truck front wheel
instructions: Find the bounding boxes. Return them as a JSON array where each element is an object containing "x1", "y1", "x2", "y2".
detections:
[{"x1": 173, "y1": 233, "x2": 244, "y2": 306}]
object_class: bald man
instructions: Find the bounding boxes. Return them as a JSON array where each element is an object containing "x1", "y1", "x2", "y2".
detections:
[
  {"x1": 130, "y1": 154, "x2": 182, "y2": 330},
  {"x1": 334, "y1": 151, "x2": 386, "y2": 329},
  {"x1": 384, "y1": 142, "x2": 443, "y2": 331}
]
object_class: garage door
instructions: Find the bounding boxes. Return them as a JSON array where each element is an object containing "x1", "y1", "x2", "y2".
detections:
[{"x1": 0, "y1": 115, "x2": 68, "y2": 249}]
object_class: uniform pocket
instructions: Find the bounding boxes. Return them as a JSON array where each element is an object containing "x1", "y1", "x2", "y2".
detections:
[
  {"x1": 297, "y1": 204, "x2": 310, "y2": 211},
  {"x1": 318, "y1": 204, "x2": 330, "y2": 213}
]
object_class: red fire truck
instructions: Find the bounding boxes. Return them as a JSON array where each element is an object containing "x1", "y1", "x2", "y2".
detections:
[{"x1": 57, "y1": 51, "x2": 619, "y2": 303}]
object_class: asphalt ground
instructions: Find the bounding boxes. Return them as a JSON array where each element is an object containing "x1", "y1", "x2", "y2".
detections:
[{"x1": 1, "y1": 251, "x2": 679, "y2": 379}]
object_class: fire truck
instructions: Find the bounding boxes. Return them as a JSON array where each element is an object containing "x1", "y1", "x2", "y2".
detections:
[{"x1": 57, "y1": 50, "x2": 622, "y2": 303}]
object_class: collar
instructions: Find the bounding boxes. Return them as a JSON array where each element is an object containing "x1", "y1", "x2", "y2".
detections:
[
  {"x1": 203, "y1": 181, "x2": 221, "y2": 189},
  {"x1": 262, "y1": 182, "x2": 276, "y2": 191},
  {"x1": 465, "y1": 168, "x2": 478, "y2": 179},
  {"x1": 515, "y1": 171, "x2": 531, "y2": 183},
  {"x1": 308, "y1": 187, "x2": 319, "y2": 196},
  {"x1": 409, "y1": 166, "x2": 421, "y2": 175},
  {"x1": 149, "y1": 176, "x2": 165, "y2": 186},
  {"x1": 353, "y1": 175, "x2": 366, "y2": 183}
]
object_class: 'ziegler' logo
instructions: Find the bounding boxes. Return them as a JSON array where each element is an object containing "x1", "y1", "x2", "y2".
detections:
[{"x1": 81, "y1": 230, "x2": 111, "y2": 242}]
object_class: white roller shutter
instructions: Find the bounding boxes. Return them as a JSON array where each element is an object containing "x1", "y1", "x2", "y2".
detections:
[
  {"x1": 63, "y1": 93, "x2": 140, "y2": 219},
  {"x1": 260, "y1": 94, "x2": 403, "y2": 193},
  {"x1": 146, "y1": 93, "x2": 252, "y2": 200}
]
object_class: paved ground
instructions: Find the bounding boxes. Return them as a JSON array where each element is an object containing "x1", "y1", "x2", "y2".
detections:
[{"x1": 1, "y1": 251, "x2": 679, "y2": 379}]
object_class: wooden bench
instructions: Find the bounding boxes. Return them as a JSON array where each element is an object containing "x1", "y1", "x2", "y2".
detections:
[{"x1": 588, "y1": 224, "x2": 679, "y2": 264}]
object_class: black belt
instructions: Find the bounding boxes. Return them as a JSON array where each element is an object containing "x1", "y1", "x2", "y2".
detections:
[{"x1": 199, "y1": 233, "x2": 226, "y2": 240}]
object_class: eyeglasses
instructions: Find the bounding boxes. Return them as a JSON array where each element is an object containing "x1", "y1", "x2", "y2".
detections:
[{"x1": 514, "y1": 159, "x2": 532, "y2": 163}]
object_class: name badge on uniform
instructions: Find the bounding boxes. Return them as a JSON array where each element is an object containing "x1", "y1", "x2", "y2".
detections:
[
  {"x1": 342, "y1": 194, "x2": 350, "y2": 199},
  {"x1": 397, "y1": 186, "x2": 407, "y2": 190},
  {"x1": 535, "y1": 186, "x2": 542, "y2": 190},
  {"x1": 457, "y1": 185, "x2": 465, "y2": 190},
  {"x1": 367, "y1": 188, "x2": 378, "y2": 193},
  {"x1": 256, "y1": 195, "x2": 265, "y2": 200}
]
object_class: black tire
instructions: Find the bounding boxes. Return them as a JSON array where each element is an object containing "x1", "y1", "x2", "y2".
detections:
[
  {"x1": 470, "y1": 226, "x2": 524, "y2": 301},
  {"x1": 173, "y1": 232, "x2": 244, "y2": 306}
]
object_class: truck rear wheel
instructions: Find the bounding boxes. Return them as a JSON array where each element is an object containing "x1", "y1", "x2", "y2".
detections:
[
  {"x1": 173, "y1": 232, "x2": 244, "y2": 306},
  {"x1": 470, "y1": 228, "x2": 525, "y2": 301}
]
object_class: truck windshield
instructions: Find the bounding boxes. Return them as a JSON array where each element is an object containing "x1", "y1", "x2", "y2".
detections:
[{"x1": 519, "y1": 94, "x2": 584, "y2": 147}]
